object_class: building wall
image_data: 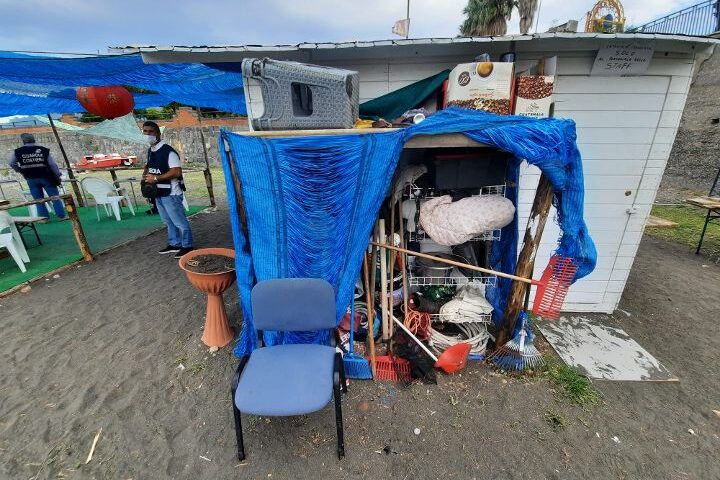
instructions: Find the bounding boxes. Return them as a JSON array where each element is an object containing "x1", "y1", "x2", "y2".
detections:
[{"x1": 319, "y1": 46, "x2": 696, "y2": 312}]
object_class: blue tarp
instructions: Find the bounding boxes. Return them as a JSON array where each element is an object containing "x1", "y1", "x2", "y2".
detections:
[
  {"x1": 220, "y1": 107, "x2": 597, "y2": 357},
  {"x1": 0, "y1": 53, "x2": 246, "y2": 116}
]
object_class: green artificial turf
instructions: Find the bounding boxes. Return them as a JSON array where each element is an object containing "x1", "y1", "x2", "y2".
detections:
[{"x1": 0, "y1": 205, "x2": 206, "y2": 293}]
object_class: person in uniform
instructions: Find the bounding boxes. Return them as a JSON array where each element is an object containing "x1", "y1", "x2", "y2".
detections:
[
  {"x1": 8, "y1": 133, "x2": 67, "y2": 220},
  {"x1": 141, "y1": 121, "x2": 194, "y2": 258}
]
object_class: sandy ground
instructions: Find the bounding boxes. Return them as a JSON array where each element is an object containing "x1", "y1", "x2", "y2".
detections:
[{"x1": 1, "y1": 210, "x2": 719, "y2": 480}]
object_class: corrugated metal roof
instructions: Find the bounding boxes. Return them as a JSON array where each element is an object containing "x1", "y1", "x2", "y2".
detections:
[{"x1": 110, "y1": 32, "x2": 719, "y2": 54}]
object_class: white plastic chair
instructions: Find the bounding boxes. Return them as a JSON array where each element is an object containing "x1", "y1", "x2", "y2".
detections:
[
  {"x1": 0, "y1": 212, "x2": 30, "y2": 273},
  {"x1": 81, "y1": 177, "x2": 135, "y2": 221}
]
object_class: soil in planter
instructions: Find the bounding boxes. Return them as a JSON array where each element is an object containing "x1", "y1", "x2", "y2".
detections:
[{"x1": 184, "y1": 254, "x2": 234, "y2": 274}]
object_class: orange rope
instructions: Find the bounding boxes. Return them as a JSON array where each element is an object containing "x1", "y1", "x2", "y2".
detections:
[{"x1": 403, "y1": 303, "x2": 432, "y2": 340}]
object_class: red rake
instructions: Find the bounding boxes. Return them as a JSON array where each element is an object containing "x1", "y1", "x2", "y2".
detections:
[
  {"x1": 531, "y1": 255, "x2": 578, "y2": 320},
  {"x1": 373, "y1": 355, "x2": 412, "y2": 382}
]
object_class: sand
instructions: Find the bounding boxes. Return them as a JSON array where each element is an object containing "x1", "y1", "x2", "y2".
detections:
[{"x1": 0, "y1": 210, "x2": 719, "y2": 479}]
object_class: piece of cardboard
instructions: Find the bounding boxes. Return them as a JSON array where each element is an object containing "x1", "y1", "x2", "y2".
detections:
[
  {"x1": 446, "y1": 62, "x2": 514, "y2": 115},
  {"x1": 513, "y1": 57, "x2": 557, "y2": 119}
]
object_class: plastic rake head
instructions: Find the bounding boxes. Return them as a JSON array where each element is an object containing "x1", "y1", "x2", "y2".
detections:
[
  {"x1": 489, "y1": 329, "x2": 544, "y2": 372},
  {"x1": 532, "y1": 256, "x2": 578, "y2": 320}
]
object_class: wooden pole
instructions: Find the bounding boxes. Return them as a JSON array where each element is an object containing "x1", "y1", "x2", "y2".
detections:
[
  {"x1": 371, "y1": 242, "x2": 533, "y2": 284},
  {"x1": 495, "y1": 174, "x2": 554, "y2": 348},
  {"x1": 47, "y1": 114, "x2": 85, "y2": 207},
  {"x1": 378, "y1": 219, "x2": 389, "y2": 341},
  {"x1": 195, "y1": 107, "x2": 217, "y2": 208},
  {"x1": 362, "y1": 253, "x2": 377, "y2": 376},
  {"x1": 62, "y1": 195, "x2": 93, "y2": 262}
]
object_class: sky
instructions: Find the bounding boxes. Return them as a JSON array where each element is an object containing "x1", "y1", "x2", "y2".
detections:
[{"x1": 0, "y1": 0, "x2": 701, "y2": 54}]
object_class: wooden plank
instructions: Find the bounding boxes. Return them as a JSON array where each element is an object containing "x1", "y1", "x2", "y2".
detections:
[
  {"x1": 554, "y1": 75, "x2": 669, "y2": 94},
  {"x1": 555, "y1": 110, "x2": 660, "y2": 128},
  {"x1": 554, "y1": 93, "x2": 666, "y2": 111},
  {"x1": 237, "y1": 129, "x2": 489, "y2": 148},
  {"x1": 576, "y1": 127, "x2": 656, "y2": 144},
  {"x1": 686, "y1": 196, "x2": 720, "y2": 209},
  {"x1": 577, "y1": 143, "x2": 651, "y2": 160},
  {"x1": 658, "y1": 110, "x2": 682, "y2": 129},
  {"x1": 663, "y1": 93, "x2": 688, "y2": 111},
  {"x1": 645, "y1": 215, "x2": 678, "y2": 228}
]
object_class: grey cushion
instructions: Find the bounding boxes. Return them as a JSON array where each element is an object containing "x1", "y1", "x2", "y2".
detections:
[{"x1": 235, "y1": 344, "x2": 336, "y2": 416}]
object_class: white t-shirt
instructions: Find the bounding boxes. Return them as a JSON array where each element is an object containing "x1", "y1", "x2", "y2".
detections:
[{"x1": 151, "y1": 141, "x2": 183, "y2": 196}]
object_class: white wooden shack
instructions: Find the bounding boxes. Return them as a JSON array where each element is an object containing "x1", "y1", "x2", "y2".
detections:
[{"x1": 115, "y1": 33, "x2": 717, "y2": 313}]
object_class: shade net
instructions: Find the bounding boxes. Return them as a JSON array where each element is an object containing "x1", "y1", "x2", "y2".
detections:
[
  {"x1": 220, "y1": 107, "x2": 597, "y2": 357},
  {"x1": 0, "y1": 53, "x2": 246, "y2": 116}
]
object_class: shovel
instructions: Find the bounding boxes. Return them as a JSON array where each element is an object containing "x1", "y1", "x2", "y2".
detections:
[{"x1": 391, "y1": 316, "x2": 470, "y2": 374}]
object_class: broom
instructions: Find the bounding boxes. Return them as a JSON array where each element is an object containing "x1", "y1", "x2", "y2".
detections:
[
  {"x1": 488, "y1": 286, "x2": 543, "y2": 372},
  {"x1": 343, "y1": 299, "x2": 373, "y2": 379}
]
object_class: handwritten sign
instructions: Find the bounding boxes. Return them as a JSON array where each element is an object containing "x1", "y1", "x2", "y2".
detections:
[{"x1": 591, "y1": 42, "x2": 655, "y2": 76}]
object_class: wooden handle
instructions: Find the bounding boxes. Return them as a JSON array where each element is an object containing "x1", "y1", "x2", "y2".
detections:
[
  {"x1": 495, "y1": 173, "x2": 554, "y2": 347},
  {"x1": 362, "y1": 254, "x2": 377, "y2": 376},
  {"x1": 371, "y1": 242, "x2": 533, "y2": 285}
]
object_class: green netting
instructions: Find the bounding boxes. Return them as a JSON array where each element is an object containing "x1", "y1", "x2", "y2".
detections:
[
  {"x1": 0, "y1": 205, "x2": 206, "y2": 293},
  {"x1": 359, "y1": 70, "x2": 450, "y2": 120}
]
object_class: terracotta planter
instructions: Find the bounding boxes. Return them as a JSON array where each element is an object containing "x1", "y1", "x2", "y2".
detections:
[{"x1": 178, "y1": 248, "x2": 236, "y2": 348}]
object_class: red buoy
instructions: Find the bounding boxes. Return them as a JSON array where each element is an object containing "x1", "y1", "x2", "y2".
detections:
[{"x1": 76, "y1": 86, "x2": 134, "y2": 119}]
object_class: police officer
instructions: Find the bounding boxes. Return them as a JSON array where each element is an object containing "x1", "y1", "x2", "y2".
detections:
[
  {"x1": 141, "y1": 121, "x2": 194, "y2": 259},
  {"x1": 8, "y1": 133, "x2": 67, "y2": 220}
]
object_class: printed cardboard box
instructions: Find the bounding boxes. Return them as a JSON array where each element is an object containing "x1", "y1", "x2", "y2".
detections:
[
  {"x1": 446, "y1": 62, "x2": 515, "y2": 115},
  {"x1": 513, "y1": 57, "x2": 557, "y2": 118}
]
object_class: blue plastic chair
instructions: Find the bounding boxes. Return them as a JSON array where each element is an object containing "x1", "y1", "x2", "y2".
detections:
[{"x1": 231, "y1": 278, "x2": 347, "y2": 460}]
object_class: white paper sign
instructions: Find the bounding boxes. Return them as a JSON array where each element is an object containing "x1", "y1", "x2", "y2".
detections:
[{"x1": 591, "y1": 42, "x2": 655, "y2": 76}]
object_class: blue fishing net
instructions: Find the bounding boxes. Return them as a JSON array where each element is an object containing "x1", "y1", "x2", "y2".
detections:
[{"x1": 220, "y1": 107, "x2": 597, "y2": 357}]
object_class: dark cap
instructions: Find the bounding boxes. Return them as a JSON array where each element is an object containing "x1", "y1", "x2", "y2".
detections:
[{"x1": 20, "y1": 133, "x2": 36, "y2": 144}]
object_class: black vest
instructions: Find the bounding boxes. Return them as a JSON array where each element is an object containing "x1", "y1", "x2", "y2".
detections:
[
  {"x1": 14, "y1": 145, "x2": 53, "y2": 180},
  {"x1": 147, "y1": 144, "x2": 183, "y2": 197}
]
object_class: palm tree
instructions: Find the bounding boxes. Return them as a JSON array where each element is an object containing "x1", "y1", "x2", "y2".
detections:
[
  {"x1": 460, "y1": 0, "x2": 514, "y2": 36},
  {"x1": 517, "y1": 0, "x2": 538, "y2": 34},
  {"x1": 459, "y1": 0, "x2": 539, "y2": 36}
]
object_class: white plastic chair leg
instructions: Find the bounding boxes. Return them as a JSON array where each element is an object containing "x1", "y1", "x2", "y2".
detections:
[
  {"x1": 182, "y1": 193, "x2": 189, "y2": 212},
  {"x1": 1, "y1": 234, "x2": 27, "y2": 273},
  {"x1": 104, "y1": 204, "x2": 112, "y2": 217},
  {"x1": 6, "y1": 218, "x2": 29, "y2": 262},
  {"x1": 95, "y1": 204, "x2": 100, "y2": 222},
  {"x1": 126, "y1": 196, "x2": 135, "y2": 216},
  {"x1": 111, "y1": 201, "x2": 121, "y2": 221}
]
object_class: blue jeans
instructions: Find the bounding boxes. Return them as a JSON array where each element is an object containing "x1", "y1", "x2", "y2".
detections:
[
  {"x1": 26, "y1": 177, "x2": 66, "y2": 218},
  {"x1": 156, "y1": 195, "x2": 193, "y2": 248}
]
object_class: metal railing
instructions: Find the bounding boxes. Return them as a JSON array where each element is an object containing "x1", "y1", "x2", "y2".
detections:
[{"x1": 629, "y1": 0, "x2": 720, "y2": 36}]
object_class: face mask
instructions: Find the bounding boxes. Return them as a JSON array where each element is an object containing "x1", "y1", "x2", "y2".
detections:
[{"x1": 144, "y1": 134, "x2": 158, "y2": 145}]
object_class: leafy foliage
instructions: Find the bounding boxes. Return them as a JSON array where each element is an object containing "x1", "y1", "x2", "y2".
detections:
[{"x1": 460, "y1": 0, "x2": 538, "y2": 36}]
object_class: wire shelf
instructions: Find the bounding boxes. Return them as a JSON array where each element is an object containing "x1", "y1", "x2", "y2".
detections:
[
  {"x1": 408, "y1": 273, "x2": 497, "y2": 287},
  {"x1": 428, "y1": 312, "x2": 492, "y2": 323},
  {"x1": 409, "y1": 184, "x2": 507, "y2": 199},
  {"x1": 409, "y1": 228, "x2": 501, "y2": 243}
]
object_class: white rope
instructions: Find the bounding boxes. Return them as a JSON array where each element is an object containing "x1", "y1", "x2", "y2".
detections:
[{"x1": 428, "y1": 322, "x2": 490, "y2": 355}]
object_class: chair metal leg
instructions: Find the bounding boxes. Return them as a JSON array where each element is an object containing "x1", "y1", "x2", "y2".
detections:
[
  {"x1": 696, "y1": 210, "x2": 712, "y2": 254},
  {"x1": 333, "y1": 354, "x2": 345, "y2": 459},
  {"x1": 32, "y1": 224, "x2": 41, "y2": 246},
  {"x1": 339, "y1": 356, "x2": 348, "y2": 394},
  {"x1": 232, "y1": 398, "x2": 246, "y2": 461}
]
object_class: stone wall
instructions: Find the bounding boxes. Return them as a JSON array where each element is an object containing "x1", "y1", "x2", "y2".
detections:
[
  {"x1": 663, "y1": 47, "x2": 720, "y2": 193},
  {"x1": 0, "y1": 108, "x2": 247, "y2": 171}
]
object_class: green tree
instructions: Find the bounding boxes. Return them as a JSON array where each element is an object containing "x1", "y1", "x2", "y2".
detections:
[{"x1": 459, "y1": 0, "x2": 538, "y2": 36}]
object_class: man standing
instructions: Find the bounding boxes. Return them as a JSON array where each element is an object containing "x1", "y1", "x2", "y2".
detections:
[
  {"x1": 141, "y1": 121, "x2": 193, "y2": 258},
  {"x1": 8, "y1": 133, "x2": 67, "y2": 220}
]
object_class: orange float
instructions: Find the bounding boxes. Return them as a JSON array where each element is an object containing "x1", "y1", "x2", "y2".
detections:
[{"x1": 75, "y1": 86, "x2": 134, "y2": 119}]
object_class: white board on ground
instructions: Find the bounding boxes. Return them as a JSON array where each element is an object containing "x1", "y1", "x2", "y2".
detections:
[{"x1": 538, "y1": 316, "x2": 676, "y2": 381}]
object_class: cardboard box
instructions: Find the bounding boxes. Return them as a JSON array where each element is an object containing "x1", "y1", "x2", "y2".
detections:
[
  {"x1": 513, "y1": 57, "x2": 557, "y2": 118},
  {"x1": 446, "y1": 62, "x2": 515, "y2": 115}
]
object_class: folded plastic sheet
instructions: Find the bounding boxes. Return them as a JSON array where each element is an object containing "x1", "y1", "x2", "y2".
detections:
[{"x1": 220, "y1": 107, "x2": 597, "y2": 357}]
